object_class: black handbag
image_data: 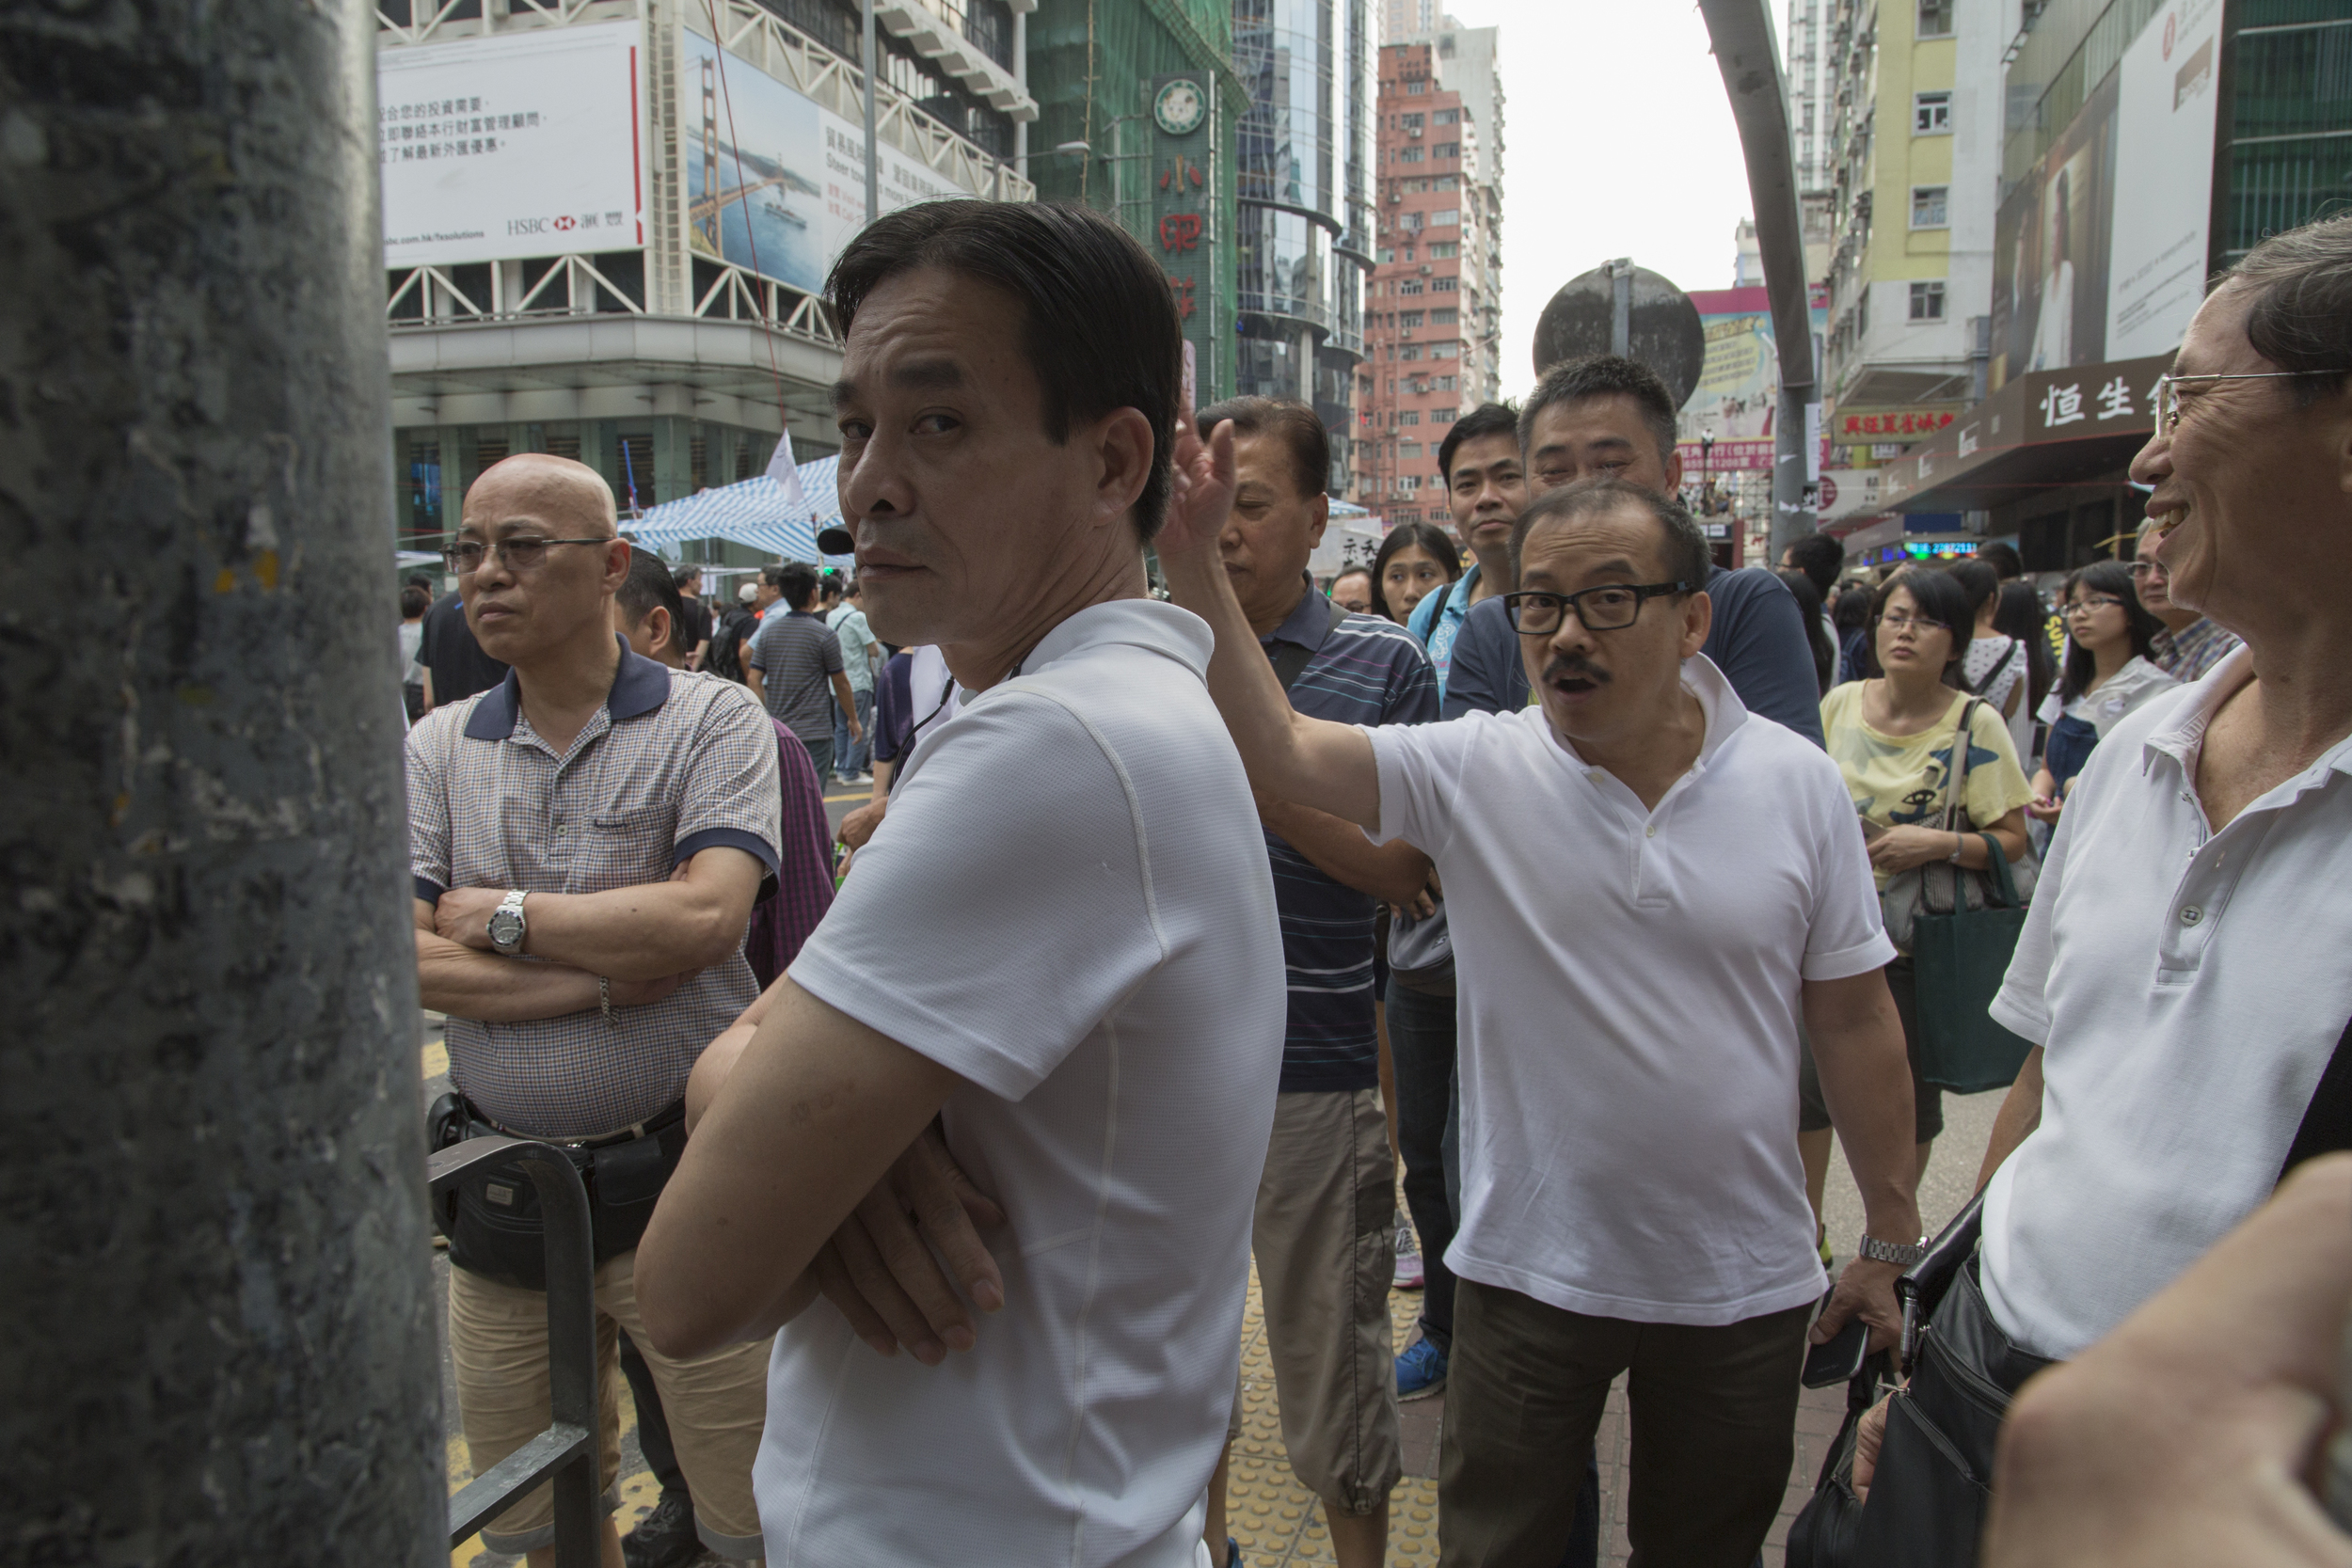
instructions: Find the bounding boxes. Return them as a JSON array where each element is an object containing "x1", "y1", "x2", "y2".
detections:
[
  {"x1": 427, "y1": 1092, "x2": 688, "y2": 1291},
  {"x1": 1787, "y1": 1193, "x2": 1994, "y2": 1568},
  {"x1": 1789, "y1": 1014, "x2": 2352, "y2": 1568}
]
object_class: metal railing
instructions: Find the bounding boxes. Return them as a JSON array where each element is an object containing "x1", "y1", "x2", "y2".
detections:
[{"x1": 430, "y1": 1136, "x2": 601, "y2": 1566}]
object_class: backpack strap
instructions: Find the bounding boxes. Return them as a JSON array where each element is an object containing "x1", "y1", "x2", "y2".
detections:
[
  {"x1": 2279, "y1": 1017, "x2": 2352, "y2": 1182},
  {"x1": 1267, "y1": 596, "x2": 1352, "y2": 693}
]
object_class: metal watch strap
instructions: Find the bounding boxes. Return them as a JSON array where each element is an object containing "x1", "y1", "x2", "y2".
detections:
[
  {"x1": 1859, "y1": 1234, "x2": 1929, "y2": 1268},
  {"x1": 488, "y1": 888, "x2": 527, "y2": 956}
]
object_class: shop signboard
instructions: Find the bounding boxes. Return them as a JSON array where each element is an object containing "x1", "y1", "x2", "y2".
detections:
[
  {"x1": 1673, "y1": 285, "x2": 1832, "y2": 474},
  {"x1": 380, "y1": 21, "x2": 644, "y2": 269}
]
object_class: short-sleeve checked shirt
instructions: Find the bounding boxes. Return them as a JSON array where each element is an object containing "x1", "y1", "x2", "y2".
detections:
[{"x1": 406, "y1": 641, "x2": 782, "y2": 1138}]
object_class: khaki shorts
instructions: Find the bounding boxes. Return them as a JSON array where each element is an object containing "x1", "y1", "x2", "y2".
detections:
[
  {"x1": 1231, "y1": 1086, "x2": 1403, "y2": 1516},
  {"x1": 448, "y1": 1249, "x2": 771, "y2": 1557}
]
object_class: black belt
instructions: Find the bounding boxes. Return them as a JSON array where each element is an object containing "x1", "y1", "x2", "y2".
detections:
[{"x1": 463, "y1": 1095, "x2": 686, "y2": 1150}]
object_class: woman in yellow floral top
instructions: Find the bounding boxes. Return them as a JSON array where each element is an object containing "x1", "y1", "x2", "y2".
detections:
[{"x1": 1798, "y1": 568, "x2": 2036, "y2": 1250}]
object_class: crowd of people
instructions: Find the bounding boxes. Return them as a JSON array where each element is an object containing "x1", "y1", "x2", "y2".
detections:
[{"x1": 396, "y1": 198, "x2": 2352, "y2": 1568}]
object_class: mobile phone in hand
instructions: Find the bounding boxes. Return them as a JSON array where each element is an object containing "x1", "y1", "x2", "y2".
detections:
[{"x1": 1803, "y1": 1312, "x2": 1871, "y2": 1388}]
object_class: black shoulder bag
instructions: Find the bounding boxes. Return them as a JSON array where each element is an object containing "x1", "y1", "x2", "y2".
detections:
[{"x1": 1788, "y1": 1014, "x2": 2352, "y2": 1568}]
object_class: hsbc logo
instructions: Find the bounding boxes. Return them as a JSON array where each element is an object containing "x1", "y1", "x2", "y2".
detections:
[{"x1": 554, "y1": 214, "x2": 577, "y2": 231}]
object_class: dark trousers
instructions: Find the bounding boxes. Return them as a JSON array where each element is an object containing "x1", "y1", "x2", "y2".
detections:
[
  {"x1": 1439, "y1": 1281, "x2": 1810, "y2": 1568},
  {"x1": 1384, "y1": 976, "x2": 1460, "y2": 1352},
  {"x1": 618, "y1": 1331, "x2": 688, "y2": 1498},
  {"x1": 799, "y1": 735, "x2": 834, "y2": 788}
]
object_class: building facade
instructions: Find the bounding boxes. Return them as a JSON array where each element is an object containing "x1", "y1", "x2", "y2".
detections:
[
  {"x1": 1819, "y1": 0, "x2": 2004, "y2": 490},
  {"x1": 1232, "y1": 0, "x2": 1376, "y2": 496},
  {"x1": 1862, "y1": 0, "x2": 2352, "y2": 575},
  {"x1": 1026, "y1": 0, "x2": 1244, "y2": 403},
  {"x1": 1355, "y1": 30, "x2": 1502, "y2": 526},
  {"x1": 380, "y1": 0, "x2": 1032, "y2": 565}
]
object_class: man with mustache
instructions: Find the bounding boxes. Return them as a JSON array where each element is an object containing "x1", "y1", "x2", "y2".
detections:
[{"x1": 1158, "y1": 453, "x2": 1922, "y2": 1567}]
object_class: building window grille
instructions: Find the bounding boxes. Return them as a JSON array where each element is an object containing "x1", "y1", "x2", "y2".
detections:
[
  {"x1": 1910, "y1": 185, "x2": 1948, "y2": 229},
  {"x1": 1909, "y1": 280, "x2": 1946, "y2": 320},
  {"x1": 1917, "y1": 0, "x2": 1953, "y2": 37}
]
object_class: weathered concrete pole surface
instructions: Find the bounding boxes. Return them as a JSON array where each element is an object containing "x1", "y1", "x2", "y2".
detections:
[{"x1": 0, "y1": 4, "x2": 442, "y2": 1564}]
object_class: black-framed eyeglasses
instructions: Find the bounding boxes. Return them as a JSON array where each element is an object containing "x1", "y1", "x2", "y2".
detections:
[
  {"x1": 1502, "y1": 581, "x2": 1693, "y2": 636},
  {"x1": 442, "y1": 536, "x2": 613, "y2": 575},
  {"x1": 1872, "y1": 611, "x2": 1951, "y2": 636}
]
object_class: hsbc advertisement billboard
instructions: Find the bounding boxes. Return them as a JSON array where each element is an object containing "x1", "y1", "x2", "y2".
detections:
[{"x1": 379, "y1": 21, "x2": 644, "y2": 269}]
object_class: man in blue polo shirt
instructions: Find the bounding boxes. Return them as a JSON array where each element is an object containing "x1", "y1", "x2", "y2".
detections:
[
  {"x1": 1406, "y1": 402, "x2": 1526, "y2": 698},
  {"x1": 1190, "y1": 397, "x2": 1439, "y2": 1568}
]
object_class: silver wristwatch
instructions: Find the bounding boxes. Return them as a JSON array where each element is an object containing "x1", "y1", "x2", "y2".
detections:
[
  {"x1": 487, "y1": 889, "x2": 528, "y2": 956},
  {"x1": 1858, "y1": 1234, "x2": 1929, "y2": 1269}
]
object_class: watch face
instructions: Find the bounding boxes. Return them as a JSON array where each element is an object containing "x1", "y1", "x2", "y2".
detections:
[
  {"x1": 489, "y1": 910, "x2": 523, "y2": 946},
  {"x1": 1154, "y1": 79, "x2": 1205, "y2": 136}
]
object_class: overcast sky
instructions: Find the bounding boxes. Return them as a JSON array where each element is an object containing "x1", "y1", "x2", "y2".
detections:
[{"x1": 1438, "y1": 0, "x2": 1760, "y2": 395}]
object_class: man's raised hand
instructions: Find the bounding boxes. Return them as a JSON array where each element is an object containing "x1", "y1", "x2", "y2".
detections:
[{"x1": 1159, "y1": 410, "x2": 1237, "y2": 562}]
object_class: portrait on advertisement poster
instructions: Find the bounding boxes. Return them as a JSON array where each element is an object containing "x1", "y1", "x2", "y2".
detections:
[{"x1": 1992, "y1": 68, "x2": 2118, "y2": 389}]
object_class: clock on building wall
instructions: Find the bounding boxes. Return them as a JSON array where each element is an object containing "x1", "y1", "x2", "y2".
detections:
[{"x1": 1154, "y1": 77, "x2": 1205, "y2": 136}]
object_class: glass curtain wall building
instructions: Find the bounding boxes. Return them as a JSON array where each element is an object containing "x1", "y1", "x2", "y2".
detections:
[{"x1": 1233, "y1": 0, "x2": 1375, "y2": 497}]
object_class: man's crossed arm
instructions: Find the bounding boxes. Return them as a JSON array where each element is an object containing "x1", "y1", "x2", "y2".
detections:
[
  {"x1": 416, "y1": 846, "x2": 763, "y2": 1018},
  {"x1": 634, "y1": 977, "x2": 1005, "y2": 1362}
]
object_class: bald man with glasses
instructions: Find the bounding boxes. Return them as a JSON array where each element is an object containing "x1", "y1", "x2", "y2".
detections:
[{"x1": 408, "y1": 452, "x2": 785, "y2": 1565}]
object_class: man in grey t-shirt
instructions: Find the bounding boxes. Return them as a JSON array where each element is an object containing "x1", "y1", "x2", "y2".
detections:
[{"x1": 747, "y1": 559, "x2": 862, "y2": 782}]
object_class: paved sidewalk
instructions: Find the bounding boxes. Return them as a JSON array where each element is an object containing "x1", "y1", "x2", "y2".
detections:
[{"x1": 433, "y1": 1005, "x2": 2006, "y2": 1567}]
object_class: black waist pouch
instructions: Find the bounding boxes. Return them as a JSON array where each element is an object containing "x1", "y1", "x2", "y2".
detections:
[{"x1": 426, "y1": 1092, "x2": 688, "y2": 1291}]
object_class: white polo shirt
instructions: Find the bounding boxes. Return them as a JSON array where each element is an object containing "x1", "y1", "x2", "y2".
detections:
[
  {"x1": 1983, "y1": 647, "x2": 2352, "y2": 1360},
  {"x1": 1365, "y1": 657, "x2": 1896, "y2": 1326},
  {"x1": 758, "y1": 599, "x2": 1287, "y2": 1567}
]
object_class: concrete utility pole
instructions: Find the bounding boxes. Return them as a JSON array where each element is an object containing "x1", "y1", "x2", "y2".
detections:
[
  {"x1": 0, "y1": 3, "x2": 442, "y2": 1563},
  {"x1": 1699, "y1": 0, "x2": 1820, "y2": 559}
]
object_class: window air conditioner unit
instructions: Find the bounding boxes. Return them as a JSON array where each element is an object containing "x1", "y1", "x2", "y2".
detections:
[
  {"x1": 1408, "y1": 127, "x2": 1422, "y2": 137},
  {"x1": 1420, "y1": 265, "x2": 1433, "y2": 276}
]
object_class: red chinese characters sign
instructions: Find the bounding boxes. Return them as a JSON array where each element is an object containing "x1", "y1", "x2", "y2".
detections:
[{"x1": 1840, "y1": 410, "x2": 1957, "y2": 438}]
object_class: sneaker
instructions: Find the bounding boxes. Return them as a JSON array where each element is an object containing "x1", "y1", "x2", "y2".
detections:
[
  {"x1": 1392, "y1": 1219, "x2": 1424, "y2": 1291},
  {"x1": 1395, "y1": 1335, "x2": 1448, "y2": 1401},
  {"x1": 620, "y1": 1490, "x2": 699, "y2": 1568}
]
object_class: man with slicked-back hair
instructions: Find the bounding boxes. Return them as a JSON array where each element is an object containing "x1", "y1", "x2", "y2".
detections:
[{"x1": 636, "y1": 202, "x2": 1286, "y2": 1568}]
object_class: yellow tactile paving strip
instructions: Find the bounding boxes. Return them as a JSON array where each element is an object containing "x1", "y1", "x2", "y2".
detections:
[{"x1": 434, "y1": 1033, "x2": 1439, "y2": 1566}]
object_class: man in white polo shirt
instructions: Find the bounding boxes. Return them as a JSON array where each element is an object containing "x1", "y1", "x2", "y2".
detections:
[
  {"x1": 632, "y1": 199, "x2": 1285, "y2": 1568},
  {"x1": 1846, "y1": 212, "x2": 2352, "y2": 1566},
  {"x1": 1159, "y1": 461, "x2": 1924, "y2": 1567}
]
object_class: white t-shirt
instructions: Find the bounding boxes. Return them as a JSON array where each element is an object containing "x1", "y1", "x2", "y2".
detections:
[
  {"x1": 1984, "y1": 648, "x2": 2352, "y2": 1359},
  {"x1": 760, "y1": 599, "x2": 1287, "y2": 1567},
  {"x1": 1365, "y1": 657, "x2": 1897, "y2": 1325}
]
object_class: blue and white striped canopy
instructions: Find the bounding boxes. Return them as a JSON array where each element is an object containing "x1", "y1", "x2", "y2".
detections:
[
  {"x1": 627, "y1": 456, "x2": 1362, "y2": 562},
  {"x1": 624, "y1": 456, "x2": 845, "y2": 563}
]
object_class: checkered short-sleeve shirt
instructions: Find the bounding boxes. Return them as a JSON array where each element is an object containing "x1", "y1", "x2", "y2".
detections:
[{"x1": 406, "y1": 642, "x2": 782, "y2": 1137}]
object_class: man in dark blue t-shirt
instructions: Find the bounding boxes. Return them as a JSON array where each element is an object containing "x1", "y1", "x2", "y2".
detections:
[
  {"x1": 1190, "y1": 396, "x2": 1438, "y2": 1568},
  {"x1": 1439, "y1": 356, "x2": 1825, "y2": 745}
]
